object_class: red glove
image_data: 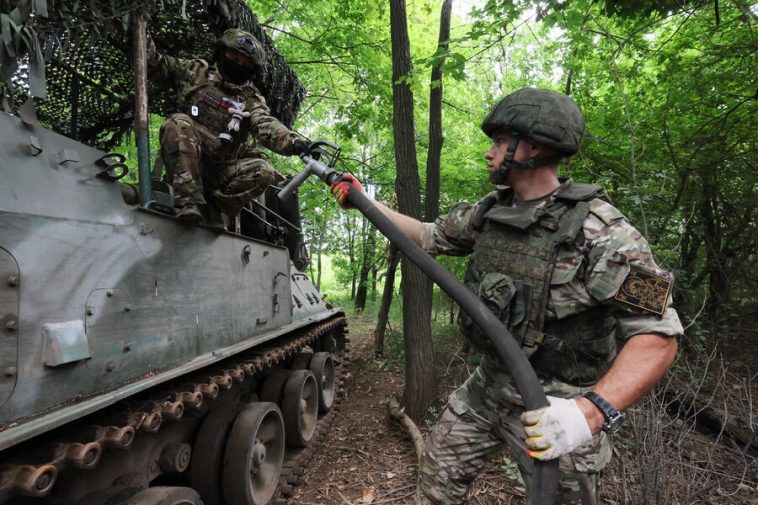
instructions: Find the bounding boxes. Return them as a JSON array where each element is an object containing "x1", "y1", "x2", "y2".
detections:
[{"x1": 330, "y1": 173, "x2": 363, "y2": 210}]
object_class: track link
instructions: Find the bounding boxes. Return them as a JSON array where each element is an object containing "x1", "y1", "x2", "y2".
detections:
[
  {"x1": 0, "y1": 315, "x2": 349, "y2": 503},
  {"x1": 275, "y1": 325, "x2": 351, "y2": 502}
]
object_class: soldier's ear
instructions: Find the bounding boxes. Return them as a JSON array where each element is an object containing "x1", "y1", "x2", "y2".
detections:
[{"x1": 530, "y1": 139, "x2": 556, "y2": 157}]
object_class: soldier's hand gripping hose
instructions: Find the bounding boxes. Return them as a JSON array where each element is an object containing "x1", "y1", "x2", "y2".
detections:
[
  {"x1": 331, "y1": 174, "x2": 363, "y2": 210},
  {"x1": 521, "y1": 397, "x2": 593, "y2": 461},
  {"x1": 292, "y1": 139, "x2": 324, "y2": 160},
  {"x1": 278, "y1": 145, "x2": 559, "y2": 505}
]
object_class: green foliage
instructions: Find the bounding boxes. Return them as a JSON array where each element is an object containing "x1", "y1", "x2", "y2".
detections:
[
  {"x1": 499, "y1": 456, "x2": 525, "y2": 485},
  {"x1": 101, "y1": 0, "x2": 756, "y2": 348},
  {"x1": 251, "y1": 0, "x2": 756, "y2": 347}
]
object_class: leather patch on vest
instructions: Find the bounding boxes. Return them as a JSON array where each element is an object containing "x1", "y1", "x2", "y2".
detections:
[{"x1": 613, "y1": 265, "x2": 671, "y2": 315}]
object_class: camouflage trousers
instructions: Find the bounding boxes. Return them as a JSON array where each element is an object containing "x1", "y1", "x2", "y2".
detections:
[
  {"x1": 418, "y1": 355, "x2": 613, "y2": 505},
  {"x1": 159, "y1": 113, "x2": 283, "y2": 217}
]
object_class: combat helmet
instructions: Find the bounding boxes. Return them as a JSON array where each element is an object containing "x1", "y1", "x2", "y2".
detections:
[
  {"x1": 217, "y1": 28, "x2": 265, "y2": 84},
  {"x1": 218, "y1": 28, "x2": 265, "y2": 67},
  {"x1": 482, "y1": 88, "x2": 584, "y2": 184}
]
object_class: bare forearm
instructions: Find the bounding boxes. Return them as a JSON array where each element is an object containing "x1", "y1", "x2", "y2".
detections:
[
  {"x1": 577, "y1": 333, "x2": 678, "y2": 433},
  {"x1": 372, "y1": 200, "x2": 423, "y2": 246}
]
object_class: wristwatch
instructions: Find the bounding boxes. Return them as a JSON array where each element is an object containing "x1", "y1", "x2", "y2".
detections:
[{"x1": 582, "y1": 391, "x2": 624, "y2": 434}]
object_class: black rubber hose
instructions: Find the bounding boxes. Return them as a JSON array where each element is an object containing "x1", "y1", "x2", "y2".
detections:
[{"x1": 336, "y1": 183, "x2": 559, "y2": 505}]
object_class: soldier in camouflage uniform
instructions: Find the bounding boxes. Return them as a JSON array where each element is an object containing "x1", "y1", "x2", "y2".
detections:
[
  {"x1": 148, "y1": 28, "x2": 311, "y2": 225},
  {"x1": 331, "y1": 88, "x2": 682, "y2": 504}
]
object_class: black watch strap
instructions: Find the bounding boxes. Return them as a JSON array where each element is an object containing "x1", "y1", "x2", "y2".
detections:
[{"x1": 582, "y1": 391, "x2": 624, "y2": 433}]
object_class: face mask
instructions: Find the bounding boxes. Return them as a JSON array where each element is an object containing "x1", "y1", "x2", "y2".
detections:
[{"x1": 219, "y1": 57, "x2": 253, "y2": 85}]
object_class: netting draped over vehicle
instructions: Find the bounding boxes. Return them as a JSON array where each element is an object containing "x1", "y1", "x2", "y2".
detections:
[{"x1": 0, "y1": 0, "x2": 305, "y2": 150}]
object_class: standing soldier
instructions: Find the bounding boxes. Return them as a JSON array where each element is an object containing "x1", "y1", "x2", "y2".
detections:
[
  {"x1": 148, "y1": 28, "x2": 311, "y2": 225},
  {"x1": 331, "y1": 88, "x2": 683, "y2": 504}
]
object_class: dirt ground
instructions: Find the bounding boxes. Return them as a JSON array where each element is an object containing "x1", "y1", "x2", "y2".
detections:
[{"x1": 292, "y1": 314, "x2": 757, "y2": 505}]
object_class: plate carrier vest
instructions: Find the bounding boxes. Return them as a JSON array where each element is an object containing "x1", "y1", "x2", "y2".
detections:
[{"x1": 458, "y1": 181, "x2": 618, "y2": 386}]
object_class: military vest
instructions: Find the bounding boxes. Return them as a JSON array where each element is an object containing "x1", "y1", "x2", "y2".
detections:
[
  {"x1": 183, "y1": 71, "x2": 253, "y2": 152},
  {"x1": 457, "y1": 181, "x2": 617, "y2": 386}
]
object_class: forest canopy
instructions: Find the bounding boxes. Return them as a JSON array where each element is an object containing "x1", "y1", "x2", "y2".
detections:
[
  {"x1": 265, "y1": 0, "x2": 756, "y2": 347},
  {"x1": 2, "y1": 0, "x2": 756, "y2": 346}
]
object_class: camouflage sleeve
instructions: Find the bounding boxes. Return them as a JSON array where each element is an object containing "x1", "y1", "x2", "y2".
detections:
[
  {"x1": 583, "y1": 199, "x2": 684, "y2": 339},
  {"x1": 244, "y1": 87, "x2": 301, "y2": 156},
  {"x1": 146, "y1": 36, "x2": 207, "y2": 90},
  {"x1": 419, "y1": 198, "x2": 487, "y2": 256}
]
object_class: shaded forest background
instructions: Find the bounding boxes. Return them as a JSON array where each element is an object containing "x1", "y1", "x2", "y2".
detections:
[
  {"x1": 250, "y1": 0, "x2": 756, "y2": 352},
  {"x1": 105, "y1": 0, "x2": 755, "y2": 419},
  {"x1": 95, "y1": 0, "x2": 755, "y2": 423}
]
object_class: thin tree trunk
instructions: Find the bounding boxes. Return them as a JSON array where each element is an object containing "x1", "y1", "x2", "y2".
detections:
[
  {"x1": 699, "y1": 166, "x2": 727, "y2": 328},
  {"x1": 355, "y1": 217, "x2": 376, "y2": 313},
  {"x1": 371, "y1": 266, "x2": 378, "y2": 302},
  {"x1": 348, "y1": 213, "x2": 357, "y2": 299},
  {"x1": 390, "y1": 0, "x2": 436, "y2": 422},
  {"x1": 424, "y1": 0, "x2": 452, "y2": 224},
  {"x1": 308, "y1": 244, "x2": 316, "y2": 283},
  {"x1": 423, "y1": 0, "x2": 452, "y2": 343},
  {"x1": 374, "y1": 244, "x2": 400, "y2": 358},
  {"x1": 316, "y1": 245, "x2": 322, "y2": 291}
]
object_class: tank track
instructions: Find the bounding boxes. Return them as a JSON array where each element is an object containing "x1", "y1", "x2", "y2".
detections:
[{"x1": 0, "y1": 315, "x2": 349, "y2": 503}]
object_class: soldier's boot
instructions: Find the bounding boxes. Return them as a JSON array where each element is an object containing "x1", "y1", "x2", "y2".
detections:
[
  {"x1": 202, "y1": 203, "x2": 227, "y2": 231},
  {"x1": 176, "y1": 204, "x2": 205, "y2": 225}
]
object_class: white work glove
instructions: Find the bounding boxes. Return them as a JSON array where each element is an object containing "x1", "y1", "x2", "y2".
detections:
[{"x1": 520, "y1": 395, "x2": 593, "y2": 461}]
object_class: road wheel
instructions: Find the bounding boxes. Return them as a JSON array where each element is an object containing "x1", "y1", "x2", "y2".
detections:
[
  {"x1": 188, "y1": 402, "x2": 238, "y2": 505},
  {"x1": 290, "y1": 352, "x2": 312, "y2": 370},
  {"x1": 120, "y1": 486, "x2": 201, "y2": 505},
  {"x1": 259, "y1": 369, "x2": 290, "y2": 404},
  {"x1": 309, "y1": 352, "x2": 335, "y2": 414},
  {"x1": 222, "y1": 402, "x2": 285, "y2": 505},
  {"x1": 282, "y1": 370, "x2": 318, "y2": 447}
]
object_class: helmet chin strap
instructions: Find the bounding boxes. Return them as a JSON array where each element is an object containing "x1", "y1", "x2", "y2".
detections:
[{"x1": 489, "y1": 131, "x2": 565, "y2": 185}]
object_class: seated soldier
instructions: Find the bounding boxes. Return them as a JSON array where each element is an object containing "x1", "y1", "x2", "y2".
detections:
[{"x1": 147, "y1": 28, "x2": 310, "y2": 225}]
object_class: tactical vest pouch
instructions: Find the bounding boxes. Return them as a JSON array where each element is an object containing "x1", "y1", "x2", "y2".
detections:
[
  {"x1": 458, "y1": 182, "x2": 612, "y2": 368},
  {"x1": 188, "y1": 86, "x2": 230, "y2": 136},
  {"x1": 458, "y1": 268, "x2": 539, "y2": 356},
  {"x1": 531, "y1": 307, "x2": 617, "y2": 386}
]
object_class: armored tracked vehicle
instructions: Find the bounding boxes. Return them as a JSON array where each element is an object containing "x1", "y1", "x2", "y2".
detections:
[{"x1": 0, "y1": 2, "x2": 347, "y2": 504}]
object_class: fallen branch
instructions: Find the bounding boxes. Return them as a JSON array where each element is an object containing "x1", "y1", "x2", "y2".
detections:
[
  {"x1": 665, "y1": 387, "x2": 758, "y2": 455},
  {"x1": 387, "y1": 396, "x2": 425, "y2": 461}
]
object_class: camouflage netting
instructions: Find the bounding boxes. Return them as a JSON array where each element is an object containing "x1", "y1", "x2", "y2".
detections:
[{"x1": 0, "y1": 0, "x2": 305, "y2": 150}]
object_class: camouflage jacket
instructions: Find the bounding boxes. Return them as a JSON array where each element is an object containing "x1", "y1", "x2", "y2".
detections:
[
  {"x1": 147, "y1": 37, "x2": 301, "y2": 156},
  {"x1": 420, "y1": 180, "x2": 683, "y2": 343}
]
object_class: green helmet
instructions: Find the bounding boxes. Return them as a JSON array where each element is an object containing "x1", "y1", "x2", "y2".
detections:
[
  {"x1": 481, "y1": 88, "x2": 585, "y2": 155},
  {"x1": 218, "y1": 28, "x2": 265, "y2": 68}
]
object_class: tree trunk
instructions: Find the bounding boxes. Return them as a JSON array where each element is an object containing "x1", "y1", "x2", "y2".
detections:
[
  {"x1": 347, "y1": 213, "x2": 357, "y2": 299},
  {"x1": 355, "y1": 217, "x2": 376, "y2": 313},
  {"x1": 390, "y1": 0, "x2": 436, "y2": 423},
  {"x1": 699, "y1": 166, "x2": 728, "y2": 330},
  {"x1": 424, "y1": 0, "x2": 452, "y2": 224},
  {"x1": 423, "y1": 0, "x2": 452, "y2": 343},
  {"x1": 371, "y1": 266, "x2": 378, "y2": 302},
  {"x1": 374, "y1": 244, "x2": 400, "y2": 358},
  {"x1": 316, "y1": 245, "x2": 322, "y2": 291},
  {"x1": 316, "y1": 216, "x2": 324, "y2": 291}
]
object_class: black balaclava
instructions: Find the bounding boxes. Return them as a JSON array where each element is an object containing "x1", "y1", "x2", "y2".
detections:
[{"x1": 218, "y1": 56, "x2": 253, "y2": 85}]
